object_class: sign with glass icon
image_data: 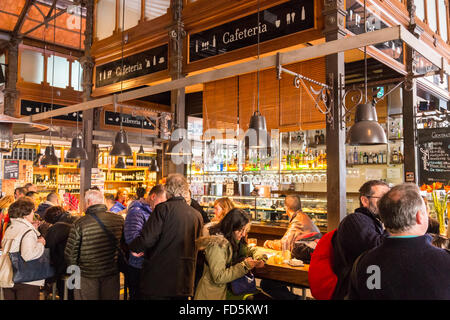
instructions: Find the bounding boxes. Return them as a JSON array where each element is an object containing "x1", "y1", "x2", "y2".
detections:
[
  {"x1": 20, "y1": 99, "x2": 81, "y2": 123},
  {"x1": 95, "y1": 44, "x2": 168, "y2": 88},
  {"x1": 188, "y1": 0, "x2": 314, "y2": 63}
]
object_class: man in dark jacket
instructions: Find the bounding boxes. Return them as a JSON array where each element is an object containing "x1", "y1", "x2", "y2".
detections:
[
  {"x1": 124, "y1": 184, "x2": 166, "y2": 300},
  {"x1": 65, "y1": 190, "x2": 124, "y2": 300},
  {"x1": 348, "y1": 183, "x2": 450, "y2": 299},
  {"x1": 129, "y1": 174, "x2": 203, "y2": 300},
  {"x1": 44, "y1": 206, "x2": 78, "y2": 300},
  {"x1": 35, "y1": 192, "x2": 59, "y2": 219},
  {"x1": 332, "y1": 180, "x2": 390, "y2": 299}
]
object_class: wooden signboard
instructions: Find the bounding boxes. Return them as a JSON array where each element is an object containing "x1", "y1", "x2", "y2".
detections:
[
  {"x1": 417, "y1": 127, "x2": 450, "y2": 185},
  {"x1": 95, "y1": 44, "x2": 168, "y2": 88},
  {"x1": 188, "y1": 0, "x2": 315, "y2": 63},
  {"x1": 20, "y1": 99, "x2": 81, "y2": 124}
]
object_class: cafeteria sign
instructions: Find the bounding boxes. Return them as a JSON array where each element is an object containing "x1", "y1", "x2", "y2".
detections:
[
  {"x1": 189, "y1": 0, "x2": 314, "y2": 63},
  {"x1": 95, "y1": 44, "x2": 168, "y2": 88}
]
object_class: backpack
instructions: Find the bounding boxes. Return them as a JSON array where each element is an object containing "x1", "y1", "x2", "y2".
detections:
[{"x1": 308, "y1": 229, "x2": 337, "y2": 300}]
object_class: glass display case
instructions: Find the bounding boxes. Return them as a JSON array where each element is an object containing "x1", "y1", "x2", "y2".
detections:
[{"x1": 195, "y1": 195, "x2": 328, "y2": 230}]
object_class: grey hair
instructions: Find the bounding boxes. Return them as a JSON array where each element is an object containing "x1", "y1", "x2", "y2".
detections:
[
  {"x1": 165, "y1": 173, "x2": 190, "y2": 202},
  {"x1": 85, "y1": 190, "x2": 104, "y2": 207},
  {"x1": 378, "y1": 183, "x2": 426, "y2": 233}
]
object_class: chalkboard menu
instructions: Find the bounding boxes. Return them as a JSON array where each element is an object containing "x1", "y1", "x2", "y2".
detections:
[
  {"x1": 418, "y1": 127, "x2": 450, "y2": 185},
  {"x1": 4, "y1": 160, "x2": 19, "y2": 180},
  {"x1": 95, "y1": 44, "x2": 168, "y2": 88},
  {"x1": 21, "y1": 100, "x2": 81, "y2": 122},
  {"x1": 189, "y1": 0, "x2": 314, "y2": 63},
  {"x1": 104, "y1": 111, "x2": 156, "y2": 130}
]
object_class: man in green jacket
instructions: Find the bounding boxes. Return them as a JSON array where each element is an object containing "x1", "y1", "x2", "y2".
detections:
[{"x1": 65, "y1": 190, "x2": 124, "y2": 300}]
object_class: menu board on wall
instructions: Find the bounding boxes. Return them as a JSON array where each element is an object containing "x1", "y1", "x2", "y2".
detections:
[
  {"x1": 95, "y1": 44, "x2": 168, "y2": 88},
  {"x1": 189, "y1": 0, "x2": 315, "y2": 63},
  {"x1": 417, "y1": 127, "x2": 450, "y2": 185},
  {"x1": 4, "y1": 160, "x2": 19, "y2": 180}
]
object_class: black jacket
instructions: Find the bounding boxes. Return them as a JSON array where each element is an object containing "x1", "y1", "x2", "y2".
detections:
[
  {"x1": 190, "y1": 198, "x2": 210, "y2": 224},
  {"x1": 129, "y1": 196, "x2": 203, "y2": 298},
  {"x1": 348, "y1": 235, "x2": 450, "y2": 299},
  {"x1": 64, "y1": 204, "x2": 124, "y2": 278},
  {"x1": 45, "y1": 213, "x2": 78, "y2": 280},
  {"x1": 332, "y1": 207, "x2": 389, "y2": 299}
]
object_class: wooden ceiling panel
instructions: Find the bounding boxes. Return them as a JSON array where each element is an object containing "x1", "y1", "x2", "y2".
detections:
[
  {"x1": 0, "y1": 12, "x2": 19, "y2": 31},
  {"x1": 0, "y1": 0, "x2": 26, "y2": 15}
]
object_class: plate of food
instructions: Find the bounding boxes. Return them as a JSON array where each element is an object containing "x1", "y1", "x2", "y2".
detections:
[{"x1": 287, "y1": 258, "x2": 304, "y2": 267}]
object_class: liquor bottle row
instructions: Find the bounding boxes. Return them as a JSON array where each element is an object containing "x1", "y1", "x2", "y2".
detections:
[
  {"x1": 347, "y1": 147, "x2": 404, "y2": 165},
  {"x1": 281, "y1": 149, "x2": 327, "y2": 170},
  {"x1": 136, "y1": 156, "x2": 156, "y2": 167},
  {"x1": 105, "y1": 171, "x2": 147, "y2": 181},
  {"x1": 97, "y1": 152, "x2": 156, "y2": 168}
]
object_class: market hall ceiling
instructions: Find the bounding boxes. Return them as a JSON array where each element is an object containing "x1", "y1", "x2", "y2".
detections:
[{"x1": 0, "y1": 0, "x2": 86, "y2": 51}]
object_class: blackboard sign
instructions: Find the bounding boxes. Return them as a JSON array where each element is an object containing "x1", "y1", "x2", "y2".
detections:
[
  {"x1": 95, "y1": 44, "x2": 168, "y2": 88},
  {"x1": 21, "y1": 100, "x2": 81, "y2": 122},
  {"x1": 104, "y1": 111, "x2": 156, "y2": 130},
  {"x1": 189, "y1": 0, "x2": 314, "y2": 63},
  {"x1": 4, "y1": 160, "x2": 19, "y2": 180},
  {"x1": 418, "y1": 127, "x2": 450, "y2": 185}
]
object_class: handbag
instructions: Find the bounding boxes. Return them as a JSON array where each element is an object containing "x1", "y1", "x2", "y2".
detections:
[
  {"x1": 229, "y1": 272, "x2": 257, "y2": 296},
  {"x1": 90, "y1": 213, "x2": 128, "y2": 274},
  {"x1": 9, "y1": 229, "x2": 55, "y2": 283},
  {"x1": 0, "y1": 240, "x2": 14, "y2": 288}
]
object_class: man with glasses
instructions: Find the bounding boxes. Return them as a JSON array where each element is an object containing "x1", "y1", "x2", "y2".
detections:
[{"x1": 331, "y1": 180, "x2": 390, "y2": 299}]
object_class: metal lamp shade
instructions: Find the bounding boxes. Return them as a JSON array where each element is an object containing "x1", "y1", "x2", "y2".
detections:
[
  {"x1": 138, "y1": 145, "x2": 145, "y2": 154},
  {"x1": 40, "y1": 145, "x2": 59, "y2": 166},
  {"x1": 66, "y1": 135, "x2": 88, "y2": 160},
  {"x1": 110, "y1": 129, "x2": 133, "y2": 157},
  {"x1": 115, "y1": 157, "x2": 126, "y2": 169},
  {"x1": 247, "y1": 111, "x2": 271, "y2": 149},
  {"x1": 150, "y1": 158, "x2": 159, "y2": 172},
  {"x1": 346, "y1": 103, "x2": 387, "y2": 145},
  {"x1": 0, "y1": 115, "x2": 48, "y2": 153}
]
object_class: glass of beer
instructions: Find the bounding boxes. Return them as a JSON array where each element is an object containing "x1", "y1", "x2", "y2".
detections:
[{"x1": 281, "y1": 240, "x2": 291, "y2": 263}]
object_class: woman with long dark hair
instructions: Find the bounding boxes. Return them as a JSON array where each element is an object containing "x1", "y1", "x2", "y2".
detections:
[{"x1": 194, "y1": 208, "x2": 268, "y2": 300}]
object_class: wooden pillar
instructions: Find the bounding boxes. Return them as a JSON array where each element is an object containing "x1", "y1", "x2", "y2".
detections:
[
  {"x1": 80, "y1": 0, "x2": 96, "y2": 211},
  {"x1": 323, "y1": 0, "x2": 347, "y2": 230},
  {"x1": 402, "y1": 1, "x2": 423, "y2": 184},
  {"x1": 168, "y1": 0, "x2": 187, "y2": 176},
  {"x1": 3, "y1": 39, "x2": 19, "y2": 116}
]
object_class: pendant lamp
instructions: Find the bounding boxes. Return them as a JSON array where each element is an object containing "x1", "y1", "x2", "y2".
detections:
[
  {"x1": 138, "y1": 145, "x2": 145, "y2": 154},
  {"x1": 247, "y1": 0, "x2": 270, "y2": 150},
  {"x1": 346, "y1": 0, "x2": 387, "y2": 146},
  {"x1": 346, "y1": 103, "x2": 387, "y2": 145},
  {"x1": 110, "y1": 129, "x2": 133, "y2": 156},
  {"x1": 149, "y1": 157, "x2": 159, "y2": 172},
  {"x1": 66, "y1": 133, "x2": 88, "y2": 160},
  {"x1": 115, "y1": 156, "x2": 126, "y2": 169},
  {"x1": 165, "y1": 137, "x2": 192, "y2": 157},
  {"x1": 40, "y1": 144, "x2": 59, "y2": 166},
  {"x1": 67, "y1": 17, "x2": 88, "y2": 160}
]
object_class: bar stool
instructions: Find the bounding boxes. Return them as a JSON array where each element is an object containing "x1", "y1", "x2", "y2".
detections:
[
  {"x1": 289, "y1": 285, "x2": 308, "y2": 300},
  {"x1": 51, "y1": 276, "x2": 69, "y2": 300}
]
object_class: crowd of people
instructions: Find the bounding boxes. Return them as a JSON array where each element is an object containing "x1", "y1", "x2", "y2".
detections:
[{"x1": 0, "y1": 176, "x2": 449, "y2": 300}]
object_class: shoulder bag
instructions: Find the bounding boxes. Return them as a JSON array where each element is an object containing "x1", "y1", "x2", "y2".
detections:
[
  {"x1": 90, "y1": 213, "x2": 128, "y2": 274},
  {"x1": 9, "y1": 229, "x2": 55, "y2": 283},
  {"x1": 0, "y1": 239, "x2": 14, "y2": 288}
]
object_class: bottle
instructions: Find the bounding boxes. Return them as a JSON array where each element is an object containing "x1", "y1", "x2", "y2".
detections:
[
  {"x1": 392, "y1": 148, "x2": 399, "y2": 164},
  {"x1": 295, "y1": 151, "x2": 300, "y2": 169},
  {"x1": 314, "y1": 131, "x2": 320, "y2": 145},
  {"x1": 398, "y1": 147, "x2": 403, "y2": 163},
  {"x1": 313, "y1": 150, "x2": 319, "y2": 168},
  {"x1": 359, "y1": 151, "x2": 363, "y2": 164},
  {"x1": 320, "y1": 130, "x2": 325, "y2": 145},
  {"x1": 372, "y1": 152, "x2": 378, "y2": 164},
  {"x1": 290, "y1": 151, "x2": 295, "y2": 170},
  {"x1": 348, "y1": 149, "x2": 353, "y2": 165},
  {"x1": 286, "y1": 150, "x2": 291, "y2": 170},
  {"x1": 363, "y1": 152, "x2": 368, "y2": 164},
  {"x1": 368, "y1": 152, "x2": 373, "y2": 164},
  {"x1": 353, "y1": 147, "x2": 358, "y2": 164},
  {"x1": 281, "y1": 151, "x2": 287, "y2": 170},
  {"x1": 377, "y1": 151, "x2": 383, "y2": 164}
]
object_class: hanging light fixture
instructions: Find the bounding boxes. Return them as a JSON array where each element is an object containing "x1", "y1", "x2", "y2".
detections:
[
  {"x1": 138, "y1": 113, "x2": 145, "y2": 154},
  {"x1": 149, "y1": 157, "x2": 159, "y2": 172},
  {"x1": 247, "y1": 0, "x2": 270, "y2": 150},
  {"x1": 67, "y1": 7, "x2": 88, "y2": 160},
  {"x1": 110, "y1": 6, "x2": 132, "y2": 157},
  {"x1": 346, "y1": 0, "x2": 387, "y2": 145},
  {"x1": 41, "y1": 21, "x2": 59, "y2": 166},
  {"x1": 165, "y1": 134, "x2": 192, "y2": 156},
  {"x1": 115, "y1": 156, "x2": 126, "y2": 169}
]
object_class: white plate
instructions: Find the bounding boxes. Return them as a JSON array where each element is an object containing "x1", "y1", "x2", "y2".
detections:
[{"x1": 288, "y1": 259, "x2": 304, "y2": 267}]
